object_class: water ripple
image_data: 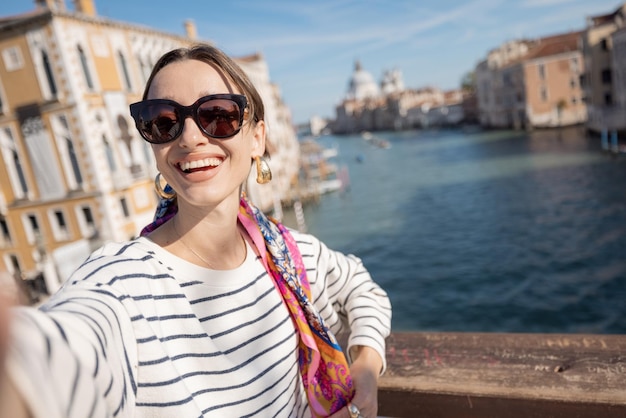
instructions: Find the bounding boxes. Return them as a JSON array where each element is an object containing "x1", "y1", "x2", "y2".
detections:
[{"x1": 283, "y1": 127, "x2": 626, "y2": 334}]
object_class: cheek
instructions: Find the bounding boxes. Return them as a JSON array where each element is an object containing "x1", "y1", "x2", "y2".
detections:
[{"x1": 151, "y1": 145, "x2": 169, "y2": 169}]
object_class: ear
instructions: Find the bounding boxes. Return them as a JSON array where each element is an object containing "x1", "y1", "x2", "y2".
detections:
[{"x1": 250, "y1": 120, "x2": 266, "y2": 157}]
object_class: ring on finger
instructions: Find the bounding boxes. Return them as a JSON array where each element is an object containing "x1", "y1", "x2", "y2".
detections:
[{"x1": 348, "y1": 402, "x2": 362, "y2": 418}]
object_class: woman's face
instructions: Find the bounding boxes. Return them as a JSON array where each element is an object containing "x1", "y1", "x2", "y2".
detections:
[{"x1": 146, "y1": 59, "x2": 265, "y2": 210}]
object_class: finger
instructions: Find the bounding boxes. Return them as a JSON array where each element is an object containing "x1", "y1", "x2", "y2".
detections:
[
  {"x1": 350, "y1": 399, "x2": 376, "y2": 418},
  {"x1": 326, "y1": 405, "x2": 350, "y2": 418}
]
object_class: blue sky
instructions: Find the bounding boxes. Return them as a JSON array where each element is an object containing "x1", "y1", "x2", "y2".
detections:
[{"x1": 1, "y1": 0, "x2": 622, "y2": 124}]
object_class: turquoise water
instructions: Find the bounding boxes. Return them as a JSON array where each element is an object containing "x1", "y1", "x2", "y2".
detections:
[{"x1": 282, "y1": 126, "x2": 626, "y2": 334}]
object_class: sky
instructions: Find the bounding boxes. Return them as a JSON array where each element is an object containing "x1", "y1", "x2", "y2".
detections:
[{"x1": 0, "y1": 0, "x2": 623, "y2": 124}]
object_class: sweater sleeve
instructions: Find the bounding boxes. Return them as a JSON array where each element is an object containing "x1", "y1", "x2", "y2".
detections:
[
  {"x1": 6, "y1": 282, "x2": 138, "y2": 418},
  {"x1": 294, "y1": 231, "x2": 392, "y2": 373}
]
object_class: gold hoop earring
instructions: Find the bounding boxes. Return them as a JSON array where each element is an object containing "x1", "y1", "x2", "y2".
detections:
[
  {"x1": 255, "y1": 156, "x2": 272, "y2": 184},
  {"x1": 154, "y1": 173, "x2": 176, "y2": 199}
]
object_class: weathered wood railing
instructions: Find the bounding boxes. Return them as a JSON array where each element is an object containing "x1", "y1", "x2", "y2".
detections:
[{"x1": 378, "y1": 332, "x2": 626, "y2": 417}]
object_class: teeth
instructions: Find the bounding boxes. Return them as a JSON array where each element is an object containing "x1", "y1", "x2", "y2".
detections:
[{"x1": 179, "y1": 158, "x2": 222, "y2": 172}]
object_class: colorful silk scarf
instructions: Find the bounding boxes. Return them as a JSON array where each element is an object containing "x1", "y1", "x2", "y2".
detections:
[{"x1": 140, "y1": 193, "x2": 354, "y2": 417}]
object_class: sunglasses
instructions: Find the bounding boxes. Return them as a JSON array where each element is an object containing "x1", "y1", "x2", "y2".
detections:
[{"x1": 129, "y1": 94, "x2": 248, "y2": 144}]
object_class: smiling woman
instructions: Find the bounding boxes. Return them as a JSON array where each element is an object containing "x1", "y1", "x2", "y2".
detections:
[{"x1": 1, "y1": 43, "x2": 391, "y2": 418}]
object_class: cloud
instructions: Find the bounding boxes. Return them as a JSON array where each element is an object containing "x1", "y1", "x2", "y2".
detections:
[
  {"x1": 519, "y1": 0, "x2": 577, "y2": 7},
  {"x1": 215, "y1": 0, "x2": 497, "y2": 47}
]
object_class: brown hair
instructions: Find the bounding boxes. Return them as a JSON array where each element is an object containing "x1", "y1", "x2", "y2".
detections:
[{"x1": 142, "y1": 44, "x2": 265, "y2": 125}]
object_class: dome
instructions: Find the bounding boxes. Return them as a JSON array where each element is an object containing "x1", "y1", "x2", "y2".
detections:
[
  {"x1": 346, "y1": 60, "x2": 379, "y2": 100},
  {"x1": 381, "y1": 68, "x2": 404, "y2": 94}
]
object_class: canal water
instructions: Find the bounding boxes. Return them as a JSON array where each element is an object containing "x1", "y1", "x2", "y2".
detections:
[{"x1": 281, "y1": 126, "x2": 626, "y2": 334}]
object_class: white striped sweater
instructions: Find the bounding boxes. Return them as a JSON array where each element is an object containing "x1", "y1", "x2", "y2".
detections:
[{"x1": 8, "y1": 230, "x2": 391, "y2": 418}]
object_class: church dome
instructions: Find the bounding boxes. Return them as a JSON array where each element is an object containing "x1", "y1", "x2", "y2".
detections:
[{"x1": 346, "y1": 60, "x2": 379, "y2": 100}]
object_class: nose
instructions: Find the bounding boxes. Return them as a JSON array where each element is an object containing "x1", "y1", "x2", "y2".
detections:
[{"x1": 177, "y1": 115, "x2": 208, "y2": 148}]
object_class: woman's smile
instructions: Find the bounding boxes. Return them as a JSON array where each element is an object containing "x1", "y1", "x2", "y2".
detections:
[{"x1": 177, "y1": 157, "x2": 223, "y2": 173}]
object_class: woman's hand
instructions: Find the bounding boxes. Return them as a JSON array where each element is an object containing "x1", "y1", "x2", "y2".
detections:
[{"x1": 328, "y1": 346, "x2": 383, "y2": 418}]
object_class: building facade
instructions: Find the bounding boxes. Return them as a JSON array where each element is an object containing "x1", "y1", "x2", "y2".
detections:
[
  {"x1": 475, "y1": 33, "x2": 586, "y2": 129},
  {"x1": 333, "y1": 61, "x2": 465, "y2": 134},
  {"x1": 581, "y1": 3, "x2": 626, "y2": 132},
  {"x1": 0, "y1": 0, "x2": 299, "y2": 296}
]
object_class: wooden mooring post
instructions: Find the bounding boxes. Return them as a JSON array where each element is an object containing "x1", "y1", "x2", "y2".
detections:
[{"x1": 378, "y1": 332, "x2": 626, "y2": 417}]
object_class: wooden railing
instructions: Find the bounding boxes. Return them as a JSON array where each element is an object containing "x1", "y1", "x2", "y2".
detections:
[{"x1": 378, "y1": 332, "x2": 626, "y2": 417}]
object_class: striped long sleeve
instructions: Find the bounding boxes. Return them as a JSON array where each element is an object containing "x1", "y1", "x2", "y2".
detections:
[
  {"x1": 8, "y1": 271, "x2": 139, "y2": 418},
  {"x1": 291, "y1": 230, "x2": 392, "y2": 370},
  {"x1": 6, "y1": 231, "x2": 391, "y2": 417}
]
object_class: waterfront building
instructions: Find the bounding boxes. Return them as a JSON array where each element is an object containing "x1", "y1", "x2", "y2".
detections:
[
  {"x1": 475, "y1": 32, "x2": 586, "y2": 129},
  {"x1": 476, "y1": 40, "x2": 534, "y2": 128},
  {"x1": 581, "y1": 3, "x2": 626, "y2": 133},
  {"x1": 308, "y1": 115, "x2": 330, "y2": 137},
  {"x1": 236, "y1": 54, "x2": 300, "y2": 215},
  {"x1": 346, "y1": 60, "x2": 380, "y2": 100},
  {"x1": 612, "y1": 27, "x2": 626, "y2": 114},
  {"x1": 0, "y1": 0, "x2": 298, "y2": 299},
  {"x1": 380, "y1": 68, "x2": 404, "y2": 95},
  {"x1": 333, "y1": 61, "x2": 465, "y2": 134}
]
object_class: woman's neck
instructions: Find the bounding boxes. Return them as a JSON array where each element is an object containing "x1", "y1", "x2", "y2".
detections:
[{"x1": 150, "y1": 200, "x2": 247, "y2": 270}]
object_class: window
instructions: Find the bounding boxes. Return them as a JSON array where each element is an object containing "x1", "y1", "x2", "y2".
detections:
[
  {"x1": 49, "y1": 208, "x2": 69, "y2": 241},
  {"x1": 54, "y1": 115, "x2": 83, "y2": 189},
  {"x1": 28, "y1": 214, "x2": 39, "y2": 233},
  {"x1": 601, "y1": 68, "x2": 612, "y2": 84},
  {"x1": 604, "y1": 93, "x2": 613, "y2": 105},
  {"x1": 601, "y1": 38, "x2": 608, "y2": 51},
  {"x1": 76, "y1": 205, "x2": 96, "y2": 238},
  {"x1": 78, "y1": 45, "x2": 94, "y2": 90},
  {"x1": 118, "y1": 51, "x2": 132, "y2": 91},
  {"x1": 0, "y1": 126, "x2": 29, "y2": 199},
  {"x1": 42, "y1": 51, "x2": 58, "y2": 97},
  {"x1": 23, "y1": 213, "x2": 41, "y2": 244},
  {"x1": 0, "y1": 83, "x2": 5, "y2": 114},
  {"x1": 7, "y1": 254, "x2": 21, "y2": 274},
  {"x1": 103, "y1": 135, "x2": 117, "y2": 172},
  {"x1": 0, "y1": 218, "x2": 11, "y2": 246},
  {"x1": 538, "y1": 64, "x2": 546, "y2": 80},
  {"x1": 540, "y1": 87, "x2": 548, "y2": 102},
  {"x1": 2, "y1": 46, "x2": 24, "y2": 71},
  {"x1": 138, "y1": 57, "x2": 150, "y2": 84},
  {"x1": 120, "y1": 197, "x2": 130, "y2": 217}
]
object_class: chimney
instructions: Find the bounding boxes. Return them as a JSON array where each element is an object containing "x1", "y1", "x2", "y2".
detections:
[
  {"x1": 73, "y1": 0, "x2": 97, "y2": 17},
  {"x1": 185, "y1": 20, "x2": 197, "y2": 40},
  {"x1": 35, "y1": 0, "x2": 66, "y2": 11}
]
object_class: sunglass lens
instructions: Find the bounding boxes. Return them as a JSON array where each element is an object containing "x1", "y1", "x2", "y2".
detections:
[
  {"x1": 197, "y1": 99, "x2": 241, "y2": 138},
  {"x1": 140, "y1": 105, "x2": 180, "y2": 143}
]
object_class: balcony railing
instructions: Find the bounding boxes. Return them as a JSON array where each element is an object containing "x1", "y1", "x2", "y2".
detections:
[{"x1": 378, "y1": 332, "x2": 626, "y2": 417}]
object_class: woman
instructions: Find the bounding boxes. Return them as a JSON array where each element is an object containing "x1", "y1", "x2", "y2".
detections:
[{"x1": 1, "y1": 44, "x2": 391, "y2": 418}]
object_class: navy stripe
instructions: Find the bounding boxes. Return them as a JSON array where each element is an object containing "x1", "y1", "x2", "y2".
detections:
[
  {"x1": 138, "y1": 325, "x2": 295, "y2": 387},
  {"x1": 198, "y1": 285, "x2": 275, "y2": 322},
  {"x1": 190, "y1": 272, "x2": 266, "y2": 304}
]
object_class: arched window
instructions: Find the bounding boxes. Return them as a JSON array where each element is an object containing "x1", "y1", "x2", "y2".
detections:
[
  {"x1": 0, "y1": 127, "x2": 29, "y2": 198},
  {"x1": 77, "y1": 45, "x2": 94, "y2": 90},
  {"x1": 0, "y1": 84, "x2": 5, "y2": 114},
  {"x1": 42, "y1": 50, "x2": 57, "y2": 96},
  {"x1": 54, "y1": 115, "x2": 83, "y2": 189},
  {"x1": 138, "y1": 57, "x2": 150, "y2": 84},
  {"x1": 118, "y1": 51, "x2": 132, "y2": 91},
  {"x1": 66, "y1": 136, "x2": 82, "y2": 185},
  {"x1": 103, "y1": 134, "x2": 117, "y2": 172}
]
